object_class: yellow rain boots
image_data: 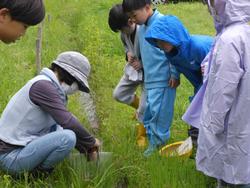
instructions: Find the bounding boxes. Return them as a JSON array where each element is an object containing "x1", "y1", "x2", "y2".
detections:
[
  {"x1": 131, "y1": 95, "x2": 140, "y2": 120},
  {"x1": 136, "y1": 123, "x2": 147, "y2": 147},
  {"x1": 130, "y1": 95, "x2": 139, "y2": 109}
]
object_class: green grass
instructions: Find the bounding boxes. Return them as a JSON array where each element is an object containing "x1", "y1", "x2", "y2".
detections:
[{"x1": 0, "y1": 1, "x2": 216, "y2": 187}]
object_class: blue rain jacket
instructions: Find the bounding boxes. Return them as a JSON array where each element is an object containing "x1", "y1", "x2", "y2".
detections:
[{"x1": 145, "y1": 15, "x2": 213, "y2": 94}]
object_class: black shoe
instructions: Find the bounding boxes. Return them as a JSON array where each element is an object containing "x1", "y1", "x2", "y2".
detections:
[{"x1": 30, "y1": 166, "x2": 54, "y2": 179}]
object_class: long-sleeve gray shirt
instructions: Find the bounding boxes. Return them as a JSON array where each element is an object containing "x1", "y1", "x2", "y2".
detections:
[{"x1": 0, "y1": 80, "x2": 95, "y2": 153}]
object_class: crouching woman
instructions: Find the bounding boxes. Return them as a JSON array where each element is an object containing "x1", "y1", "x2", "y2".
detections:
[{"x1": 0, "y1": 51, "x2": 100, "y2": 176}]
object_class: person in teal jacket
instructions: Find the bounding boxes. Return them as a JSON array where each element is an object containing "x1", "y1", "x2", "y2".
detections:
[
  {"x1": 145, "y1": 15, "x2": 213, "y2": 147},
  {"x1": 122, "y1": 0, "x2": 180, "y2": 156}
]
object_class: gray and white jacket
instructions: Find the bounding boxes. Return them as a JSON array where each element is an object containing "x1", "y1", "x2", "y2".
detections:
[{"x1": 121, "y1": 25, "x2": 143, "y2": 82}]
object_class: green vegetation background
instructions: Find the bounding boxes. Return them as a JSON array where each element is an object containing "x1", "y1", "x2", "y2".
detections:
[{"x1": 0, "y1": 0, "x2": 216, "y2": 187}]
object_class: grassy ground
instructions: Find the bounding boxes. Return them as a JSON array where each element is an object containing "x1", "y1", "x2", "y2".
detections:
[{"x1": 0, "y1": 0, "x2": 216, "y2": 187}]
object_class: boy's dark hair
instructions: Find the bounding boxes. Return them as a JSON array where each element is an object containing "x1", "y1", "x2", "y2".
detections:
[
  {"x1": 122, "y1": 0, "x2": 151, "y2": 13},
  {"x1": 108, "y1": 4, "x2": 129, "y2": 32},
  {"x1": 50, "y1": 64, "x2": 78, "y2": 86},
  {"x1": 0, "y1": 0, "x2": 45, "y2": 26}
]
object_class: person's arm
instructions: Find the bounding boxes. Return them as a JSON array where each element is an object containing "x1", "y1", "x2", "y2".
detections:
[
  {"x1": 200, "y1": 52, "x2": 210, "y2": 78},
  {"x1": 205, "y1": 38, "x2": 244, "y2": 134},
  {"x1": 121, "y1": 33, "x2": 136, "y2": 64},
  {"x1": 29, "y1": 80, "x2": 96, "y2": 153},
  {"x1": 121, "y1": 34, "x2": 130, "y2": 61},
  {"x1": 169, "y1": 62, "x2": 180, "y2": 80},
  {"x1": 168, "y1": 62, "x2": 180, "y2": 88},
  {"x1": 129, "y1": 58, "x2": 142, "y2": 71}
]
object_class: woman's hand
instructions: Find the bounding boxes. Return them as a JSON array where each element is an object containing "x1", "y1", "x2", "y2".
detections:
[
  {"x1": 87, "y1": 138, "x2": 101, "y2": 161},
  {"x1": 94, "y1": 138, "x2": 101, "y2": 148}
]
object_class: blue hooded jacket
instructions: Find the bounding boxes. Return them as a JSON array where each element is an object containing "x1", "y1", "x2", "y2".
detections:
[{"x1": 145, "y1": 15, "x2": 213, "y2": 94}]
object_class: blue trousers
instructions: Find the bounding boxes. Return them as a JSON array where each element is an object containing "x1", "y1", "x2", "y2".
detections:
[
  {"x1": 143, "y1": 87, "x2": 176, "y2": 146},
  {"x1": 0, "y1": 130, "x2": 76, "y2": 175}
]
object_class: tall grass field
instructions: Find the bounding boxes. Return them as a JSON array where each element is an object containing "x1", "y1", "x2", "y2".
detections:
[{"x1": 0, "y1": 0, "x2": 216, "y2": 187}]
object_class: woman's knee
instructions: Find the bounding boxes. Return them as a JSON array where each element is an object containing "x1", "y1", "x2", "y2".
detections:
[{"x1": 60, "y1": 130, "x2": 76, "y2": 149}]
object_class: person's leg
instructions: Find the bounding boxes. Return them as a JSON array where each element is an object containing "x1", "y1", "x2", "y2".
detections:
[
  {"x1": 0, "y1": 130, "x2": 76, "y2": 175},
  {"x1": 240, "y1": 184, "x2": 250, "y2": 188},
  {"x1": 217, "y1": 179, "x2": 228, "y2": 188},
  {"x1": 136, "y1": 84, "x2": 147, "y2": 123},
  {"x1": 113, "y1": 75, "x2": 146, "y2": 146},
  {"x1": 135, "y1": 84, "x2": 147, "y2": 147},
  {"x1": 136, "y1": 122, "x2": 147, "y2": 147},
  {"x1": 188, "y1": 126, "x2": 199, "y2": 143},
  {"x1": 188, "y1": 126, "x2": 199, "y2": 158},
  {"x1": 113, "y1": 75, "x2": 140, "y2": 107},
  {"x1": 152, "y1": 87, "x2": 176, "y2": 145},
  {"x1": 143, "y1": 87, "x2": 176, "y2": 156},
  {"x1": 217, "y1": 179, "x2": 250, "y2": 188}
]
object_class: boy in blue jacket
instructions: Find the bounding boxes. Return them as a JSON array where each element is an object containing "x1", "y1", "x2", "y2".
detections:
[
  {"x1": 122, "y1": 0, "x2": 180, "y2": 156},
  {"x1": 145, "y1": 15, "x2": 213, "y2": 147}
]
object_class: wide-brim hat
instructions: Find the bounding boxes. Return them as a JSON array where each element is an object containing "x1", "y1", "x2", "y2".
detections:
[{"x1": 52, "y1": 51, "x2": 91, "y2": 93}]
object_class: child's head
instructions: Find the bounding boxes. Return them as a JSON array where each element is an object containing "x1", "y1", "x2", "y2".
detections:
[
  {"x1": 122, "y1": 0, "x2": 153, "y2": 25},
  {"x1": 0, "y1": 0, "x2": 45, "y2": 43},
  {"x1": 108, "y1": 4, "x2": 135, "y2": 35},
  {"x1": 156, "y1": 40, "x2": 175, "y2": 53},
  {"x1": 145, "y1": 15, "x2": 190, "y2": 56}
]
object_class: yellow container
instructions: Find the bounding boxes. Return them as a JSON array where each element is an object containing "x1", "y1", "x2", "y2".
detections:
[{"x1": 159, "y1": 141, "x2": 192, "y2": 158}]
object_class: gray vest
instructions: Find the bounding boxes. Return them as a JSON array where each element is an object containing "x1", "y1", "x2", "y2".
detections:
[{"x1": 0, "y1": 68, "x2": 66, "y2": 146}]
